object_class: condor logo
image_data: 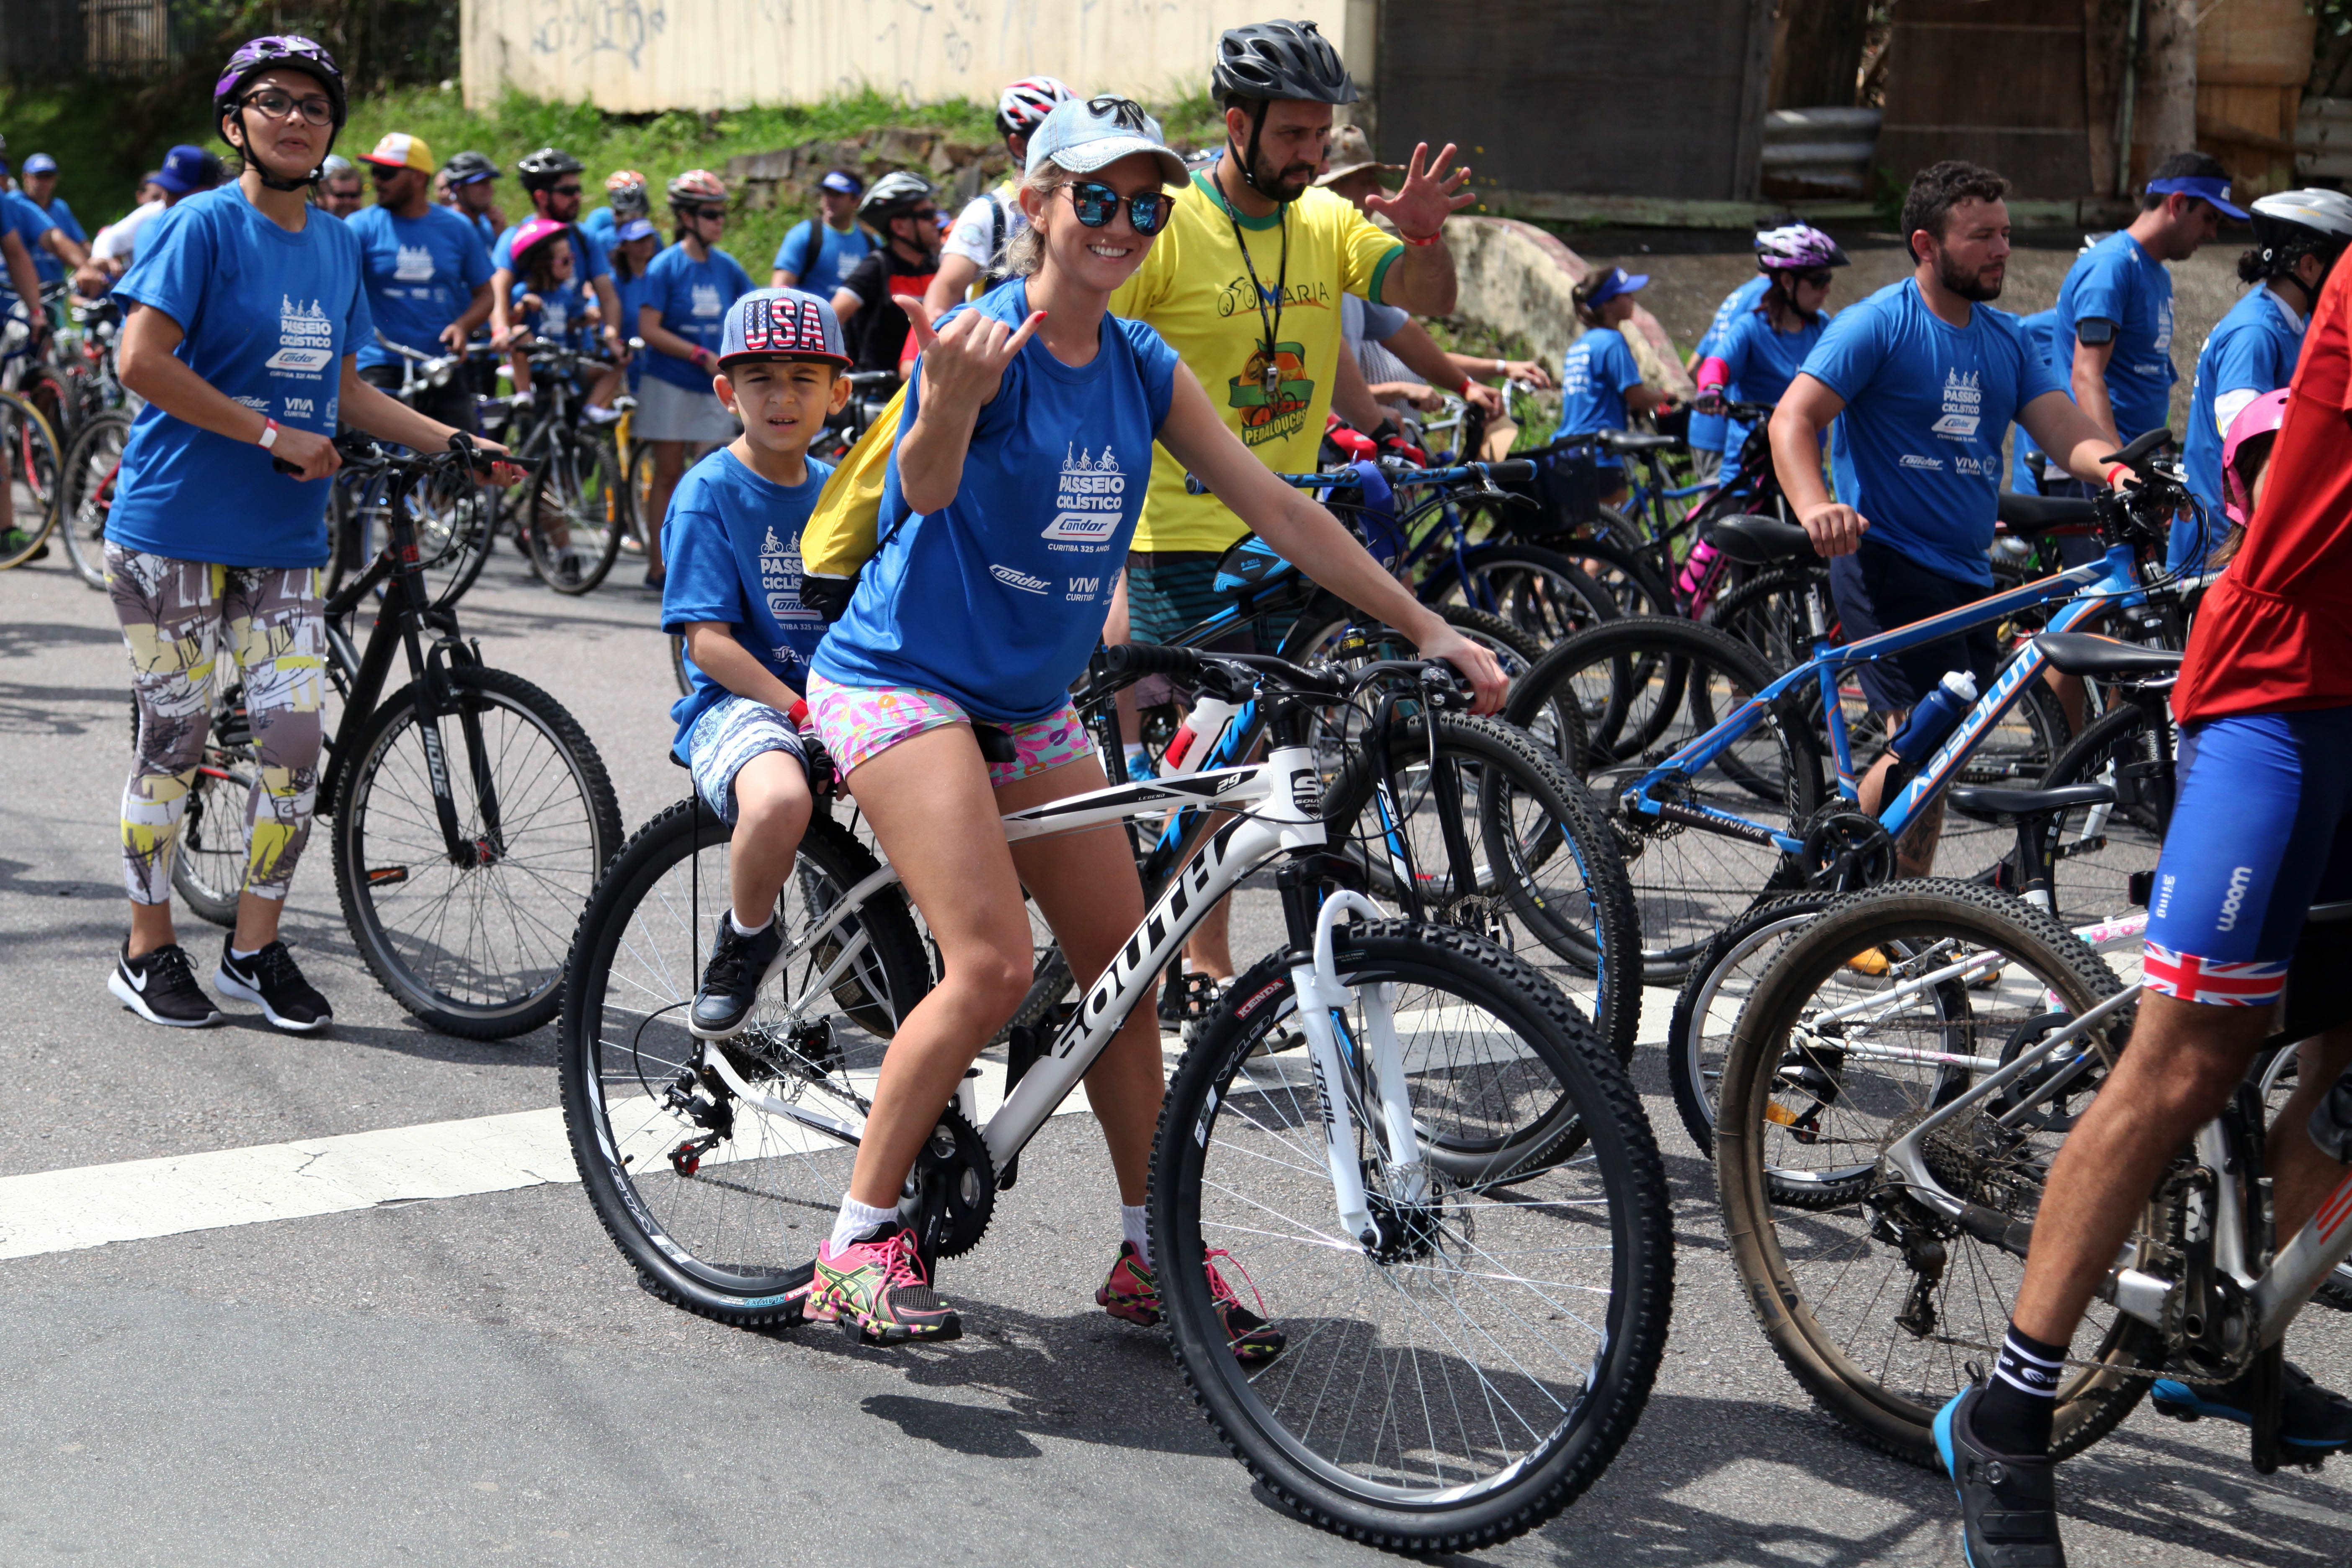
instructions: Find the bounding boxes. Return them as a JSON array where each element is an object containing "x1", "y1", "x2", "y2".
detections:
[{"x1": 990, "y1": 564, "x2": 1049, "y2": 594}]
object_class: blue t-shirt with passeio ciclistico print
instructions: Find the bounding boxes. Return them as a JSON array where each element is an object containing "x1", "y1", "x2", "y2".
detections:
[
  {"x1": 107, "y1": 186, "x2": 372, "y2": 569},
  {"x1": 661, "y1": 446, "x2": 834, "y2": 755},
  {"x1": 1800, "y1": 277, "x2": 2066, "y2": 586},
  {"x1": 1549, "y1": 326, "x2": 1645, "y2": 470},
  {"x1": 815, "y1": 280, "x2": 1182, "y2": 724}
]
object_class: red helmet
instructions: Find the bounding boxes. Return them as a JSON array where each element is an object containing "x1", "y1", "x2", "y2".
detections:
[{"x1": 2221, "y1": 387, "x2": 2290, "y2": 526}]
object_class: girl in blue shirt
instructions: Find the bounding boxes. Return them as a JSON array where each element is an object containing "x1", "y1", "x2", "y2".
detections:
[
  {"x1": 795, "y1": 97, "x2": 1507, "y2": 1349},
  {"x1": 1550, "y1": 267, "x2": 1677, "y2": 506},
  {"x1": 104, "y1": 36, "x2": 514, "y2": 1034},
  {"x1": 1695, "y1": 227, "x2": 1844, "y2": 488},
  {"x1": 636, "y1": 170, "x2": 754, "y2": 586}
]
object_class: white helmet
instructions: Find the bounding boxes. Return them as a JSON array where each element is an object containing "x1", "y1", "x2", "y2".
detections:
[
  {"x1": 2250, "y1": 188, "x2": 2352, "y2": 270},
  {"x1": 996, "y1": 77, "x2": 1075, "y2": 138}
]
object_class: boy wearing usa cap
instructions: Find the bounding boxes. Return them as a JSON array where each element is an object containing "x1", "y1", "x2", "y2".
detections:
[{"x1": 662, "y1": 288, "x2": 856, "y2": 1032}]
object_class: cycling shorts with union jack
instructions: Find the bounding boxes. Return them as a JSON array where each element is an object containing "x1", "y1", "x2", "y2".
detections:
[{"x1": 2143, "y1": 706, "x2": 2352, "y2": 1006}]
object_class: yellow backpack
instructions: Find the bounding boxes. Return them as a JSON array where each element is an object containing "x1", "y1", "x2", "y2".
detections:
[{"x1": 797, "y1": 382, "x2": 913, "y2": 617}]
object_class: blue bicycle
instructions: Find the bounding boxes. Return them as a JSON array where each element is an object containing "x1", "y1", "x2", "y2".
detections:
[{"x1": 1503, "y1": 433, "x2": 2187, "y2": 979}]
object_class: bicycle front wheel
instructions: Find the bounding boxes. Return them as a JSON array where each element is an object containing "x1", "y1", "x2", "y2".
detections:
[
  {"x1": 526, "y1": 428, "x2": 629, "y2": 594},
  {"x1": 1152, "y1": 922, "x2": 1672, "y2": 1552},
  {"x1": 1426, "y1": 544, "x2": 1618, "y2": 649},
  {"x1": 331, "y1": 664, "x2": 622, "y2": 1037},
  {"x1": 1715, "y1": 880, "x2": 2163, "y2": 1465},
  {"x1": 0, "y1": 389, "x2": 62, "y2": 568},
  {"x1": 561, "y1": 799, "x2": 932, "y2": 1324}
]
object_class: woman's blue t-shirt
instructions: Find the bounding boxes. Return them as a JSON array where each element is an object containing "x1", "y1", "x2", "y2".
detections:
[
  {"x1": 815, "y1": 281, "x2": 1181, "y2": 723},
  {"x1": 1549, "y1": 327, "x2": 1644, "y2": 471},
  {"x1": 1713, "y1": 302, "x2": 1830, "y2": 484},
  {"x1": 2179, "y1": 284, "x2": 2304, "y2": 571},
  {"x1": 108, "y1": 186, "x2": 372, "y2": 569},
  {"x1": 661, "y1": 446, "x2": 834, "y2": 753},
  {"x1": 641, "y1": 242, "x2": 754, "y2": 391},
  {"x1": 611, "y1": 264, "x2": 654, "y2": 391},
  {"x1": 1689, "y1": 276, "x2": 1769, "y2": 455}
]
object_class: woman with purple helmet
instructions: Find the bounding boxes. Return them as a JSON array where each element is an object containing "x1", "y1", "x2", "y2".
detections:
[
  {"x1": 1694, "y1": 222, "x2": 1847, "y2": 487},
  {"x1": 101, "y1": 35, "x2": 511, "y2": 1034}
]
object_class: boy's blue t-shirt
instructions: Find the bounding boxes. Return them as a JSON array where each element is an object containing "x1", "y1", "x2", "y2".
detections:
[
  {"x1": 816, "y1": 281, "x2": 1182, "y2": 723},
  {"x1": 1549, "y1": 326, "x2": 1644, "y2": 471},
  {"x1": 510, "y1": 275, "x2": 592, "y2": 348},
  {"x1": 28, "y1": 194, "x2": 85, "y2": 285},
  {"x1": 1800, "y1": 278, "x2": 2066, "y2": 587},
  {"x1": 2007, "y1": 309, "x2": 2063, "y2": 491},
  {"x1": 2179, "y1": 284, "x2": 2303, "y2": 570},
  {"x1": 346, "y1": 203, "x2": 493, "y2": 370},
  {"x1": 0, "y1": 190, "x2": 56, "y2": 297},
  {"x1": 108, "y1": 186, "x2": 371, "y2": 569},
  {"x1": 1689, "y1": 276, "x2": 1769, "y2": 454},
  {"x1": 1712, "y1": 302, "x2": 1829, "y2": 482},
  {"x1": 640, "y1": 241, "x2": 754, "y2": 390},
  {"x1": 662, "y1": 446, "x2": 834, "y2": 753},
  {"x1": 491, "y1": 220, "x2": 609, "y2": 285},
  {"x1": 2054, "y1": 230, "x2": 2177, "y2": 442},
  {"x1": 774, "y1": 218, "x2": 875, "y2": 297}
]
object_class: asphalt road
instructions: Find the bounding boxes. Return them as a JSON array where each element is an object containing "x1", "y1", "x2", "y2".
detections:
[{"x1": 3, "y1": 543, "x2": 2345, "y2": 1566}]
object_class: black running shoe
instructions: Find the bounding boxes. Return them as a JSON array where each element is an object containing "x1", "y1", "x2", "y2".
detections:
[
  {"x1": 214, "y1": 938, "x2": 333, "y2": 1032},
  {"x1": 691, "y1": 915, "x2": 784, "y2": 1035},
  {"x1": 1934, "y1": 1380, "x2": 2065, "y2": 1567},
  {"x1": 2151, "y1": 1359, "x2": 2352, "y2": 1453},
  {"x1": 110, "y1": 940, "x2": 223, "y2": 1028}
]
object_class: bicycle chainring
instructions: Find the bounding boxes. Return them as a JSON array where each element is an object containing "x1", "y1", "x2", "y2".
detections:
[
  {"x1": 913, "y1": 1100, "x2": 996, "y2": 1262},
  {"x1": 1799, "y1": 807, "x2": 1898, "y2": 892}
]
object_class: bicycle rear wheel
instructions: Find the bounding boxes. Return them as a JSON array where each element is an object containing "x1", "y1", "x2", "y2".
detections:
[
  {"x1": 59, "y1": 409, "x2": 130, "y2": 589},
  {"x1": 1425, "y1": 544, "x2": 1617, "y2": 649},
  {"x1": 1714, "y1": 880, "x2": 2164, "y2": 1465},
  {"x1": 2028, "y1": 701, "x2": 2167, "y2": 929},
  {"x1": 0, "y1": 389, "x2": 61, "y2": 568},
  {"x1": 1665, "y1": 892, "x2": 1836, "y2": 1153},
  {"x1": 1152, "y1": 922, "x2": 1672, "y2": 1551},
  {"x1": 526, "y1": 428, "x2": 629, "y2": 594},
  {"x1": 560, "y1": 799, "x2": 932, "y2": 1324},
  {"x1": 331, "y1": 664, "x2": 622, "y2": 1037}
]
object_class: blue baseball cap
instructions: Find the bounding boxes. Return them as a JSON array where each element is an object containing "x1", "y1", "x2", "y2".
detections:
[
  {"x1": 22, "y1": 153, "x2": 56, "y2": 177},
  {"x1": 1025, "y1": 96, "x2": 1186, "y2": 185},
  {"x1": 614, "y1": 216, "x2": 657, "y2": 243},
  {"x1": 2145, "y1": 174, "x2": 2250, "y2": 222},
  {"x1": 819, "y1": 169, "x2": 862, "y2": 196},
  {"x1": 153, "y1": 144, "x2": 222, "y2": 196},
  {"x1": 1583, "y1": 266, "x2": 1648, "y2": 307},
  {"x1": 719, "y1": 287, "x2": 849, "y2": 369}
]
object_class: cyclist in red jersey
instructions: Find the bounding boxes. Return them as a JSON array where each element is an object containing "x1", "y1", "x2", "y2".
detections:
[{"x1": 1934, "y1": 245, "x2": 2352, "y2": 1565}]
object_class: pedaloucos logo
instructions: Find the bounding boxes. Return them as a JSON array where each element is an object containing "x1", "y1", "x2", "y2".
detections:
[
  {"x1": 1042, "y1": 444, "x2": 1125, "y2": 546},
  {"x1": 266, "y1": 296, "x2": 335, "y2": 376}
]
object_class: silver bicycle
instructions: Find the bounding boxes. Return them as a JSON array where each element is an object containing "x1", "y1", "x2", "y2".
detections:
[{"x1": 560, "y1": 645, "x2": 1672, "y2": 1551}]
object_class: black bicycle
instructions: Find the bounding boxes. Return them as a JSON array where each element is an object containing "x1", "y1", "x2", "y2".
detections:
[{"x1": 170, "y1": 434, "x2": 623, "y2": 1037}]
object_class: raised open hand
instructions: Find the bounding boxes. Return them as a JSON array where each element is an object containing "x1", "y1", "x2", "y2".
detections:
[
  {"x1": 895, "y1": 295, "x2": 1046, "y2": 416},
  {"x1": 1363, "y1": 142, "x2": 1474, "y2": 241}
]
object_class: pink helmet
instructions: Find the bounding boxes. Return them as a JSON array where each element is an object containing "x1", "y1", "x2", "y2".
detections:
[
  {"x1": 511, "y1": 217, "x2": 571, "y2": 267},
  {"x1": 2220, "y1": 387, "x2": 2291, "y2": 526}
]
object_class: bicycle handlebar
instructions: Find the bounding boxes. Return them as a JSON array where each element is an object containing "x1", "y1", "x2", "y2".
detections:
[
  {"x1": 1094, "y1": 643, "x2": 1470, "y2": 707},
  {"x1": 1186, "y1": 457, "x2": 1534, "y2": 497},
  {"x1": 276, "y1": 430, "x2": 538, "y2": 480}
]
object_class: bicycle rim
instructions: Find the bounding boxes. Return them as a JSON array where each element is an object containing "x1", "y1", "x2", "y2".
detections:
[
  {"x1": 561, "y1": 801, "x2": 931, "y2": 1320},
  {"x1": 59, "y1": 410, "x2": 129, "y2": 589},
  {"x1": 0, "y1": 391, "x2": 61, "y2": 567},
  {"x1": 1154, "y1": 923, "x2": 1671, "y2": 1549}
]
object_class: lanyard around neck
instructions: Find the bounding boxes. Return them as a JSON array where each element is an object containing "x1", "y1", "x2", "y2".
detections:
[{"x1": 1214, "y1": 162, "x2": 1290, "y2": 403}]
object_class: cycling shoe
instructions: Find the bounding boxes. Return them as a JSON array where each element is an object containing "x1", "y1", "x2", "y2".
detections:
[
  {"x1": 1934, "y1": 1381, "x2": 2066, "y2": 1568},
  {"x1": 2151, "y1": 1359, "x2": 2352, "y2": 1453}
]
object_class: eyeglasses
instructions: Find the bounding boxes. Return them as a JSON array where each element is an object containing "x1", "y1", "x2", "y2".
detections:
[
  {"x1": 1065, "y1": 181, "x2": 1172, "y2": 237},
  {"x1": 549, "y1": 183, "x2": 584, "y2": 198},
  {"x1": 366, "y1": 163, "x2": 409, "y2": 182},
  {"x1": 909, "y1": 207, "x2": 940, "y2": 224},
  {"x1": 240, "y1": 90, "x2": 335, "y2": 126},
  {"x1": 680, "y1": 204, "x2": 727, "y2": 222},
  {"x1": 1791, "y1": 268, "x2": 1835, "y2": 288}
]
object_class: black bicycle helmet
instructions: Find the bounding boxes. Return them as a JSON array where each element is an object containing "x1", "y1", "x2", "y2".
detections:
[
  {"x1": 442, "y1": 150, "x2": 498, "y2": 185},
  {"x1": 1211, "y1": 20, "x2": 1358, "y2": 106},
  {"x1": 858, "y1": 170, "x2": 935, "y2": 225},
  {"x1": 515, "y1": 147, "x2": 585, "y2": 193}
]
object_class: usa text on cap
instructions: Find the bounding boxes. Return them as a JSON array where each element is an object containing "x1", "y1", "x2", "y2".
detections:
[{"x1": 720, "y1": 287, "x2": 850, "y2": 368}]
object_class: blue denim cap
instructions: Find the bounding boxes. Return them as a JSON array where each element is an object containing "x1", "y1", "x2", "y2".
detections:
[
  {"x1": 1024, "y1": 97, "x2": 1186, "y2": 186},
  {"x1": 819, "y1": 169, "x2": 862, "y2": 196},
  {"x1": 719, "y1": 287, "x2": 850, "y2": 369},
  {"x1": 1583, "y1": 266, "x2": 1649, "y2": 307},
  {"x1": 153, "y1": 144, "x2": 222, "y2": 195},
  {"x1": 23, "y1": 153, "x2": 56, "y2": 176},
  {"x1": 2145, "y1": 174, "x2": 2250, "y2": 222}
]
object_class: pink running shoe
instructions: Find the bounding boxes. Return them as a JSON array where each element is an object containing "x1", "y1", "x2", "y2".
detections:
[
  {"x1": 1095, "y1": 1241, "x2": 1286, "y2": 1364},
  {"x1": 808, "y1": 1222, "x2": 961, "y2": 1344}
]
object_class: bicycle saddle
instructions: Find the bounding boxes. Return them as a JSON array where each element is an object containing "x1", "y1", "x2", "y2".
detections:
[
  {"x1": 1596, "y1": 430, "x2": 1678, "y2": 456},
  {"x1": 1996, "y1": 492, "x2": 2100, "y2": 533},
  {"x1": 1710, "y1": 514, "x2": 1817, "y2": 565},
  {"x1": 2032, "y1": 632, "x2": 2183, "y2": 680},
  {"x1": 1947, "y1": 782, "x2": 2114, "y2": 825}
]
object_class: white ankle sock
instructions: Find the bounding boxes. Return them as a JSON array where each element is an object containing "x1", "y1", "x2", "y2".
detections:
[
  {"x1": 829, "y1": 1196, "x2": 899, "y2": 1256},
  {"x1": 1122, "y1": 1204, "x2": 1151, "y2": 1267},
  {"x1": 229, "y1": 944, "x2": 261, "y2": 962},
  {"x1": 729, "y1": 910, "x2": 772, "y2": 939}
]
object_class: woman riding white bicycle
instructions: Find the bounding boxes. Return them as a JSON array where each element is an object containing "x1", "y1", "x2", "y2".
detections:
[
  {"x1": 103, "y1": 35, "x2": 510, "y2": 1033},
  {"x1": 794, "y1": 96, "x2": 1507, "y2": 1345}
]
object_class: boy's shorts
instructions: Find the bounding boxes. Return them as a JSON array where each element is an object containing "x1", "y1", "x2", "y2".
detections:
[{"x1": 686, "y1": 695, "x2": 807, "y2": 825}]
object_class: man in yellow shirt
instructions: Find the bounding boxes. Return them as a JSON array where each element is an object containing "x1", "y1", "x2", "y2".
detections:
[{"x1": 1109, "y1": 17, "x2": 1473, "y2": 997}]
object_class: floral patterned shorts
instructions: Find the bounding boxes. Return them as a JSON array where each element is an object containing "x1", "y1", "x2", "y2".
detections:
[{"x1": 805, "y1": 672, "x2": 1094, "y2": 787}]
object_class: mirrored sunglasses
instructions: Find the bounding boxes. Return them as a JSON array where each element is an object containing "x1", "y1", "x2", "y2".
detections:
[{"x1": 1066, "y1": 181, "x2": 1171, "y2": 237}]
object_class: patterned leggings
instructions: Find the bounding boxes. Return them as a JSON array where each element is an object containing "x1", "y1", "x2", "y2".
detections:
[{"x1": 107, "y1": 544, "x2": 327, "y2": 906}]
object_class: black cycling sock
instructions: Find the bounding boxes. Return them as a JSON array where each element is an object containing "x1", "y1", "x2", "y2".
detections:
[{"x1": 1973, "y1": 1323, "x2": 2066, "y2": 1456}]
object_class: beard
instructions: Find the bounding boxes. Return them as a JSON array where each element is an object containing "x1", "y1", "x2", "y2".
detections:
[
  {"x1": 1237, "y1": 144, "x2": 1318, "y2": 203},
  {"x1": 1937, "y1": 253, "x2": 2003, "y2": 303}
]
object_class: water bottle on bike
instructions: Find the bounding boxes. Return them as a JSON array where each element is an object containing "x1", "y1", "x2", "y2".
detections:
[{"x1": 1888, "y1": 669, "x2": 1980, "y2": 773}]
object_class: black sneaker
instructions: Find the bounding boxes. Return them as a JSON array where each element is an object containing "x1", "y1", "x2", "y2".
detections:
[
  {"x1": 1934, "y1": 1380, "x2": 2065, "y2": 1567},
  {"x1": 214, "y1": 939, "x2": 333, "y2": 1032},
  {"x1": 110, "y1": 940, "x2": 223, "y2": 1028},
  {"x1": 691, "y1": 915, "x2": 784, "y2": 1035},
  {"x1": 2151, "y1": 1359, "x2": 2352, "y2": 1454}
]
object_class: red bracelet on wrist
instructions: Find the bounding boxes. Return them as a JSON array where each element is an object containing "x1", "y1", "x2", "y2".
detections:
[
  {"x1": 2103, "y1": 462, "x2": 2131, "y2": 487},
  {"x1": 1456, "y1": 375, "x2": 1474, "y2": 397},
  {"x1": 1399, "y1": 230, "x2": 1441, "y2": 247},
  {"x1": 787, "y1": 698, "x2": 809, "y2": 728}
]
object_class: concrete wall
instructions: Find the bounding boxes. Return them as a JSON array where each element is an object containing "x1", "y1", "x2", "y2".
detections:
[
  {"x1": 1444, "y1": 217, "x2": 1694, "y2": 395},
  {"x1": 459, "y1": 0, "x2": 1364, "y2": 113}
]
